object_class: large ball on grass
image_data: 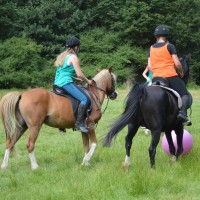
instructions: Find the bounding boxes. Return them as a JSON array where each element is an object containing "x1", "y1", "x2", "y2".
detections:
[{"x1": 162, "y1": 129, "x2": 193, "y2": 156}]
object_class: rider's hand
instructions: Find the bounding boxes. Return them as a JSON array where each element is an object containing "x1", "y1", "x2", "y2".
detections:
[
  {"x1": 147, "y1": 77, "x2": 151, "y2": 82},
  {"x1": 179, "y1": 70, "x2": 184, "y2": 78},
  {"x1": 87, "y1": 79, "x2": 92, "y2": 85}
]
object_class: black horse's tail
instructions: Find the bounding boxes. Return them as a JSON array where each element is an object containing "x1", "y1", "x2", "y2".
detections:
[{"x1": 103, "y1": 83, "x2": 144, "y2": 147}]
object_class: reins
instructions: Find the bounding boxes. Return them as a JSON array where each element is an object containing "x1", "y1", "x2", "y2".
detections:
[
  {"x1": 88, "y1": 84, "x2": 110, "y2": 114},
  {"x1": 87, "y1": 71, "x2": 115, "y2": 115}
]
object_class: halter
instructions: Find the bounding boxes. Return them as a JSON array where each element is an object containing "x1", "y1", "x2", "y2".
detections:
[{"x1": 89, "y1": 72, "x2": 116, "y2": 114}]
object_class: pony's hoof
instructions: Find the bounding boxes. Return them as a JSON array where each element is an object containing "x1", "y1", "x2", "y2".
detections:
[
  {"x1": 122, "y1": 161, "x2": 130, "y2": 168},
  {"x1": 144, "y1": 129, "x2": 150, "y2": 135},
  {"x1": 1, "y1": 164, "x2": 8, "y2": 169},
  {"x1": 82, "y1": 160, "x2": 90, "y2": 166},
  {"x1": 31, "y1": 164, "x2": 39, "y2": 170},
  {"x1": 171, "y1": 155, "x2": 177, "y2": 163},
  {"x1": 150, "y1": 164, "x2": 156, "y2": 169}
]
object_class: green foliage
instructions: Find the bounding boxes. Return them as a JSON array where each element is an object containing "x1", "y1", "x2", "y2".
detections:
[
  {"x1": 80, "y1": 29, "x2": 147, "y2": 83},
  {"x1": 0, "y1": 37, "x2": 54, "y2": 89},
  {"x1": 14, "y1": 0, "x2": 92, "y2": 57},
  {"x1": 0, "y1": 2, "x2": 19, "y2": 40},
  {"x1": 190, "y1": 60, "x2": 200, "y2": 85},
  {"x1": 1, "y1": 0, "x2": 200, "y2": 87}
]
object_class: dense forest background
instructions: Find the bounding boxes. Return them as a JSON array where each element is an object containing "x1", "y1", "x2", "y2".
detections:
[{"x1": 1, "y1": 0, "x2": 200, "y2": 88}]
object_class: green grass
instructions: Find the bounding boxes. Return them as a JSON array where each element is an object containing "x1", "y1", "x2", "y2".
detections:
[{"x1": 0, "y1": 87, "x2": 200, "y2": 200}]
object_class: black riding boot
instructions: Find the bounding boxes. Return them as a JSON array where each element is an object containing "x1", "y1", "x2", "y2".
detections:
[
  {"x1": 177, "y1": 95, "x2": 192, "y2": 126},
  {"x1": 75, "y1": 104, "x2": 89, "y2": 133}
]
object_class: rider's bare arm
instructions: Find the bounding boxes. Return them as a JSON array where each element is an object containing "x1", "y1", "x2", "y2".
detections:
[
  {"x1": 147, "y1": 57, "x2": 153, "y2": 72},
  {"x1": 172, "y1": 54, "x2": 184, "y2": 77},
  {"x1": 69, "y1": 55, "x2": 91, "y2": 84}
]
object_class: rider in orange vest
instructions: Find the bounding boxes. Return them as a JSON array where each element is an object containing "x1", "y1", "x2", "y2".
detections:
[{"x1": 148, "y1": 25, "x2": 192, "y2": 126}]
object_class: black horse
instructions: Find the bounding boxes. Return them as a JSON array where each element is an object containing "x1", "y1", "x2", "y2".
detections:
[{"x1": 103, "y1": 81, "x2": 192, "y2": 168}]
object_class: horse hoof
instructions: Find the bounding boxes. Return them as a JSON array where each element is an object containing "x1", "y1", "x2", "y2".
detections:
[
  {"x1": 144, "y1": 129, "x2": 150, "y2": 135},
  {"x1": 82, "y1": 160, "x2": 90, "y2": 166},
  {"x1": 150, "y1": 164, "x2": 156, "y2": 169},
  {"x1": 171, "y1": 155, "x2": 177, "y2": 163},
  {"x1": 1, "y1": 164, "x2": 8, "y2": 169},
  {"x1": 122, "y1": 161, "x2": 130, "y2": 168},
  {"x1": 31, "y1": 164, "x2": 39, "y2": 170}
]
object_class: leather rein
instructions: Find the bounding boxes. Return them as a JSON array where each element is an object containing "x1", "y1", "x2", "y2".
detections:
[
  {"x1": 88, "y1": 73, "x2": 115, "y2": 114},
  {"x1": 88, "y1": 84, "x2": 109, "y2": 114}
]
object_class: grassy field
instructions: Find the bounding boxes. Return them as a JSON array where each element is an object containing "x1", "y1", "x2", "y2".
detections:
[{"x1": 0, "y1": 87, "x2": 200, "y2": 200}]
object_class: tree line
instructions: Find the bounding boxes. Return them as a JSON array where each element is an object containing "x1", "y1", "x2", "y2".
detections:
[{"x1": 1, "y1": 0, "x2": 200, "y2": 88}]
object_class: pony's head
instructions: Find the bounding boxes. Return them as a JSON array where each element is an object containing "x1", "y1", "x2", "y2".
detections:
[
  {"x1": 107, "y1": 66, "x2": 118, "y2": 100},
  {"x1": 93, "y1": 66, "x2": 117, "y2": 100}
]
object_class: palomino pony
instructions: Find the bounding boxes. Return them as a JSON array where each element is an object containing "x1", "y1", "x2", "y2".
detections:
[
  {"x1": 103, "y1": 82, "x2": 192, "y2": 168},
  {"x1": 0, "y1": 67, "x2": 117, "y2": 170}
]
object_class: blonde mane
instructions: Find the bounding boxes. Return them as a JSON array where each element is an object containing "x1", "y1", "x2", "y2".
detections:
[{"x1": 93, "y1": 69, "x2": 116, "y2": 89}]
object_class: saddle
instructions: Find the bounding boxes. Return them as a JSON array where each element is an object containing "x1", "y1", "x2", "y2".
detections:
[
  {"x1": 152, "y1": 77, "x2": 182, "y2": 108},
  {"x1": 52, "y1": 85, "x2": 92, "y2": 117}
]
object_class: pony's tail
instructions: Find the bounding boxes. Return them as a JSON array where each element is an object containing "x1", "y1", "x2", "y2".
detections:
[
  {"x1": 103, "y1": 83, "x2": 144, "y2": 147},
  {"x1": 0, "y1": 92, "x2": 21, "y2": 139}
]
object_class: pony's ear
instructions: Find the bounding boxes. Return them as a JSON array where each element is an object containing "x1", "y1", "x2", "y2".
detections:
[
  {"x1": 96, "y1": 68, "x2": 101, "y2": 72},
  {"x1": 108, "y1": 66, "x2": 112, "y2": 73}
]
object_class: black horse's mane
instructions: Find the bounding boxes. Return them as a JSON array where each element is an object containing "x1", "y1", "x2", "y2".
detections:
[{"x1": 177, "y1": 55, "x2": 191, "y2": 84}]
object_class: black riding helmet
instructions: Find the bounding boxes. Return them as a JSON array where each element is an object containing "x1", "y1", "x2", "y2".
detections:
[
  {"x1": 154, "y1": 25, "x2": 169, "y2": 37},
  {"x1": 66, "y1": 36, "x2": 80, "y2": 48}
]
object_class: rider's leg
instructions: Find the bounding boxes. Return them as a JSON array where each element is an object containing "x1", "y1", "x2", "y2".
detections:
[
  {"x1": 62, "y1": 83, "x2": 90, "y2": 133},
  {"x1": 168, "y1": 77, "x2": 192, "y2": 126},
  {"x1": 177, "y1": 93, "x2": 192, "y2": 125}
]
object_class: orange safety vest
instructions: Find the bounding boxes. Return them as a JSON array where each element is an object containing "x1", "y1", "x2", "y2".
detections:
[{"x1": 150, "y1": 44, "x2": 178, "y2": 78}]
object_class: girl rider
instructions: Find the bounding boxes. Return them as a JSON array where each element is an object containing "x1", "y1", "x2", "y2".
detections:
[
  {"x1": 148, "y1": 25, "x2": 192, "y2": 126},
  {"x1": 54, "y1": 36, "x2": 91, "y2": 133}
]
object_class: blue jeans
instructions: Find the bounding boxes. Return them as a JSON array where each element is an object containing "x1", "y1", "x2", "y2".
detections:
[{"x1": 62, "y1": 83, "x2": 90, "y2": 106}]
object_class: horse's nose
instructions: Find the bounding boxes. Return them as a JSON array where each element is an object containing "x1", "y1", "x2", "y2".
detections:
[{"x1": 110, "y1": 91, "x2": 118, "y2": 100}]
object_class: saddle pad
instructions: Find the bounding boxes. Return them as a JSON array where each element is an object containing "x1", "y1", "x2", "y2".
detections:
[
  {"x1": 51, "y1": 85, "x2": 92, "y2": 116},
  {"x1": 152, "y1": 85, "x2": 182, "y2": 108}
]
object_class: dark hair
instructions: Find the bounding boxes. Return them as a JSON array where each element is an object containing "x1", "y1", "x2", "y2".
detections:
[
  {"x1": 66, "y1": 36, "x2": 80, "y2": 48},
  {"x1": 154, "y1": 25, "x2": 169, "y2": 37}
]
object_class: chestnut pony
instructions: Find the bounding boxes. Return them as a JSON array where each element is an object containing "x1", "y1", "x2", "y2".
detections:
[{"x1": 0, "y1": 67, "x2": 117, "y2": 170}]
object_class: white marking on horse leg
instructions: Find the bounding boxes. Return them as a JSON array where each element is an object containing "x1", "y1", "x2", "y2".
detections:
[
  {"x1": 144, "y1": 129, "x2": 150, "y2": 135},
  {"x1": 1, "y1": 149, "x2": 11, "y2": 169},
  {"x1": 82, "y1": 143, "x2": 97, "y2": 166},
  {"x1": 29, "y1": 151, "x2": 39, "y2": 170},
  {"x1": 171, "y1": 155, "x2": 177, "y2": 163},
  {"x1": 122, "y1": 155, "x2": 131, "y2": 167}
]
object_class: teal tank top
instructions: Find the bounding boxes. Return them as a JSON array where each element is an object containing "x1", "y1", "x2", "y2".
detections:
[
  {"x1": 54, "y1": 54, "x2": 75, "y2": 87},
  {"x1": 148, "y1": 71, "x2": 153, "y2": 80}
]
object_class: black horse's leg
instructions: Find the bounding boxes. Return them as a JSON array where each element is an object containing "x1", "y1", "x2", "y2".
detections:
[
  {"x1": 123, "y1": 123, "x2": 139, "y2": 167},
  {"x1": 149, "y1": 129, "x2": 161, "y2": 168},
  {"x1": 165, "y1": 130, "x2": 176, "y2": 156},
  {"x1": 174, "y1": 125, "x2": 184, "y2": 159}
]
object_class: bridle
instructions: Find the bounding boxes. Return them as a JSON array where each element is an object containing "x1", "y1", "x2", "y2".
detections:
[{"x1": 89, "y1": 72, "x2": 116, "y2": 114}]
